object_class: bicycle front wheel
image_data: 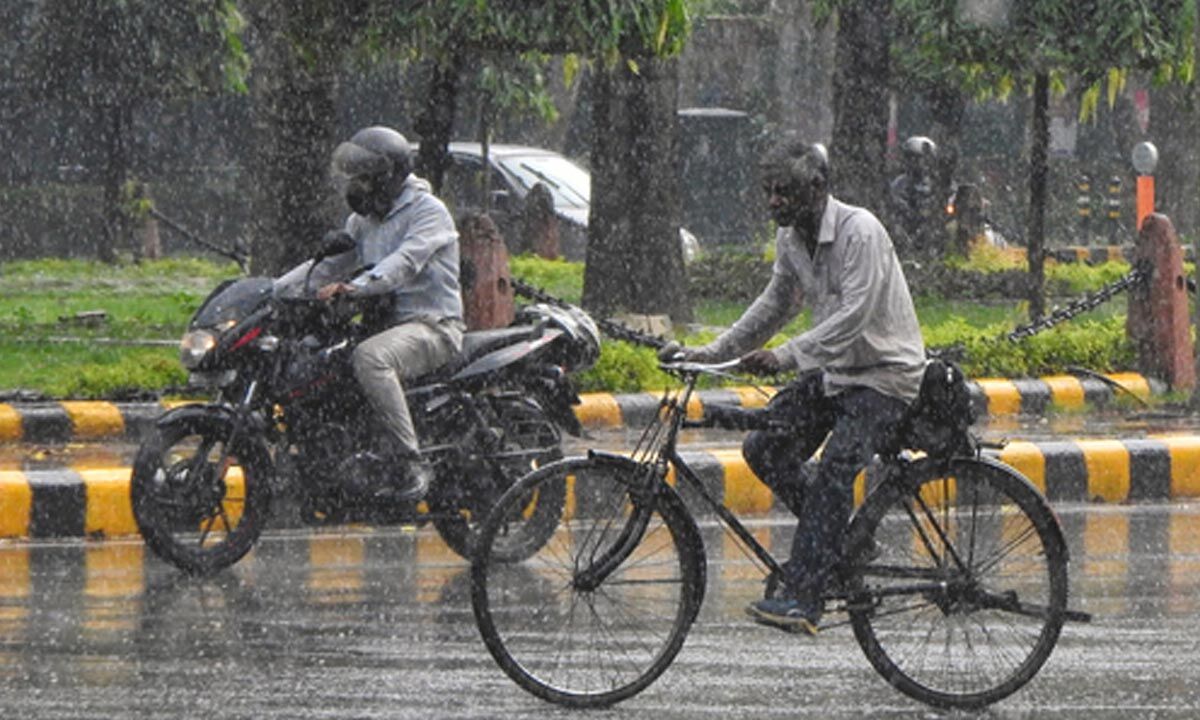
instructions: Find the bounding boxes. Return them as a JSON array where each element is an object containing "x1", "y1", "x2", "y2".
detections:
[
  {"x1": 846, "y1": 457, "x2": 1068, "y2": 709},
  {"x1": 471, "y1": 455, "x2": 706, "y2": 708}
]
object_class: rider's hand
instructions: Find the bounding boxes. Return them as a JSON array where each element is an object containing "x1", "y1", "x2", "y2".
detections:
[
  {"x1": 316, "y1": 282, "x2": 355, "y2": 302},
  {"x1": 657, "y1": 342, "x2": 715, "y2": 363},
  {"x1": 737, "y1": 349, "x2": 783, "y2": 375},
  {"x1": 657, "y1": 342, "x2": 686, "y2": 363}
]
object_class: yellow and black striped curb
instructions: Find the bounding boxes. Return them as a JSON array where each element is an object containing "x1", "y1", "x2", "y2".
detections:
[
  {"x1": 0, "y1": 372, "x2": 1167, "y2": 444},
  {"x1": 578, "y1": 372, "x2": 1166, "y2": 429},
  {"x1": 3, "y1": 436, "x2": 1199, "y2": 540}
]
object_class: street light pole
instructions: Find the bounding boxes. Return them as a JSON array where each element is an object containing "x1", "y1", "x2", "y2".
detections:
[{"x1": 1131, "y1": 141, "x2": 1159, "y2": 230}]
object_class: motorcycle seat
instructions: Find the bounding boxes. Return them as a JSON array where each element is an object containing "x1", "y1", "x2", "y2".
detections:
[
  {"x1": 459, "y1": 325, "x2": 542, "y2": 362},
  {"x1": 407, "y1": 324, "x2": 544, "y2": 387}
]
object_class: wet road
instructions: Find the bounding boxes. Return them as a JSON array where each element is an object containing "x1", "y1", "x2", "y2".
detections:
[{"x1": 1, "y1": 502, "x2": 1199, "y2": 718}]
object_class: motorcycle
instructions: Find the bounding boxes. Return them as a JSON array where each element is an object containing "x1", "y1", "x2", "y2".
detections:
[{"x1": 131, "y1": 237, "x2": 600, "y2": 575}]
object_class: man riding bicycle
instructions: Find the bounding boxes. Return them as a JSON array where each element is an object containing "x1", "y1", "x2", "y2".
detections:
[{"x1": 663, "y1": 137, "x2": 927, "y2": 634}]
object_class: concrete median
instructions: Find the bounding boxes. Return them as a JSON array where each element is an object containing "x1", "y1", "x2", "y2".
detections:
[
  {"x1": 4, "y1": 434, "x2": 1200, "y2": 540},
  {"x1": 0, "y1": 371, "x2": 1168, "y2": 445}
]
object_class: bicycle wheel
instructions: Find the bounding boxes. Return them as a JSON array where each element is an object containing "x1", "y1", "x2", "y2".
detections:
[
  {"x1": 131, "y1": 410, "x2": 271, "y2": 576},
  {"x1": 845, "y1": 457, "x2": 1068, "y2": 709},
  {"x1": 471, "y1": 454, "x2": 706, "y2": 708}
]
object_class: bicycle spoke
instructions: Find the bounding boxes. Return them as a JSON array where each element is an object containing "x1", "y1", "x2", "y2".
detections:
[
  {"x1": 473, "y1": 456, "x2": 701, "y2": 708},
  {"x1": 848, "y1": 458, "x2": 1068, "y2": 709}
]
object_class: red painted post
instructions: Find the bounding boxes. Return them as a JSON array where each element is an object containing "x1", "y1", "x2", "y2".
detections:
[
  {"x1": 458, "y1": 213, "x2": 515, "y2": 331},
  {"x1": 1126, "y1": 213, "x2": 1195, "y2": 390},
  {"x1": 1136, "y1": 175, "x2": 1154, "y2": 230}
]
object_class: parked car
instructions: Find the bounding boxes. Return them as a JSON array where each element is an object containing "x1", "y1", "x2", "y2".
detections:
[{"x1": 435, "y1": 142, "x2": 698, "y2": 262}]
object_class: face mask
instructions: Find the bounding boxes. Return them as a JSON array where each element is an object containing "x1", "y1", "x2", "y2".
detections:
[{"x1": 345, "y1": 175, "x2": 390, "y2": 218}]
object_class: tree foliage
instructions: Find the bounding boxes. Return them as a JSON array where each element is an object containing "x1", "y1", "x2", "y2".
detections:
[
  {"x1": 26, "y1": 0, "x2": 246, "y2": 104},
  {"x1": 242, "y1": 0, "x2": 696, "y2": 286},
  {"x1": 24, "y1": 0, "x2": 246, "y2": 262},
  {"x1": 886, "y1": 0, "x2": 1194, "y2": 318},
  {"x1": 892, "y1": 0, "x2": 1194, "y2": 107}
]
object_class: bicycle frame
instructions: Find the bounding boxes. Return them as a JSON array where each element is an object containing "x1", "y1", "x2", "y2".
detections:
[
  {"x1": 636, "y1": 362, "x2": 791, "y2": 585},
  {"x1": 631, "y1": 362, "x2": 1076, "y2": 615}
]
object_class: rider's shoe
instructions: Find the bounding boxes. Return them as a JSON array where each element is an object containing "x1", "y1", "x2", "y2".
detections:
[
  {"x1": 745, "y1": 597, "x2": 821, "y2": 636},
  {"x1": 376, "y1": 453, "x2": 432, "y2": 502}
]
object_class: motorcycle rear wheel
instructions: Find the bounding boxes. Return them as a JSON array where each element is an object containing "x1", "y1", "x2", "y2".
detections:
[
  {"x1": 131, "y1": 411, "x2": 271, "y2": 575},
  {"x1": 431, "y1": 397, "x2": 565, "y2": 562}
]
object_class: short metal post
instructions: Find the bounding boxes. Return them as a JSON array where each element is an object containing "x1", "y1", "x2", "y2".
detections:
[{"x1": 1126, "y1": 213, "x2": 1195, "y2": 390}]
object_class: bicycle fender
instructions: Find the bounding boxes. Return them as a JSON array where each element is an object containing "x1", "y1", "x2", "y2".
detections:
[{"x1": 583, "y1": 450, "x2": 706, "y2": 548}]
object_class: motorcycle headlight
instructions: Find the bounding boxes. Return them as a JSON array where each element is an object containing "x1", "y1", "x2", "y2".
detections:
[{"x1": 179, "y1": 329, "x2": 218, "y2": 369}]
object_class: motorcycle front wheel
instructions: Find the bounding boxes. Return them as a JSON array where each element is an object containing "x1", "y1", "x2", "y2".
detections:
[
  {"x1": 131, "y1": 409, "x2": 271, "y2": 575},
  {"x1": 431, "y1": 396, "x2": 565, "y2": 562}
]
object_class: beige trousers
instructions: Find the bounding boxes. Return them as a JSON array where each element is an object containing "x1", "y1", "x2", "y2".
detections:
[{"x1": 351, "y1": 319, "x2": 463, "y2": 453}]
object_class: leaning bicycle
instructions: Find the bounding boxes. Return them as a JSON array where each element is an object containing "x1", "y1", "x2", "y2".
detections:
[{"x1": 470, "y1": 360, "x2": 1090, "y2": 710}]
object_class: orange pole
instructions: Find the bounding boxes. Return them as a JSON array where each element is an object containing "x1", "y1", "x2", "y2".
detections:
[{"x1": 1136, "y1": 175, "x2": 1155, "y2": 230}]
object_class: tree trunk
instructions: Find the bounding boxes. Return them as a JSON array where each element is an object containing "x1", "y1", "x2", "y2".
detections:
[
  {"x1": 582, "y1": 56, "x2": 691, "y2": 323},
  {"x1": 830, "y1": 0, "x2": 892, "y2": 211},
  {"x1": 927, "y1": 83, "x2": 966, "y2": 214},
  {"x1": 1152, "y1": 83, "x2": 1197, "y2": 239},
  {"x1": 1025, "y1": 72, "x2": 1050, "y2": 321},
  {"x1": 414, "y1": 54, "x2": 464, "y2": 194},
  {"x1": 245, "y1": 3, "x2": 342, "y2": 275},
  {"x1": 97, "y1": 103, "x2": 130, "y2": 264}
]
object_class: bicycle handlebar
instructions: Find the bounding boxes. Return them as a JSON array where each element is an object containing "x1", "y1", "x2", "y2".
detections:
[{"x1": 658, "y1": 358, "x2": 744, "y2": 374}]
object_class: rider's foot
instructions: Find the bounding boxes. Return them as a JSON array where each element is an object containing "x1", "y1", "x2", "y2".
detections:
[
  {"x1": 376, "y1": 453, "x2": 432, "y2": 502},
  {"x1": 745, "y1": 597, "x2": 820, "y2": 636}
]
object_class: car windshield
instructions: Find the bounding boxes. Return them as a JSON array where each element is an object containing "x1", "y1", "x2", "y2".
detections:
[{"x1": 498, "y1": 154, "x2": 591, "y2": 209}]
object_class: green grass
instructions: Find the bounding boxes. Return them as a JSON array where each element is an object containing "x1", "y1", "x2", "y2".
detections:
[
  {"x1": 0, "y1": 341, "x2": 185, "y2": 398},
  {"x1": 0, "y1": 254, "x2": 1148, "y2": 398},
  {"x1": 0, "y1": 257, "x2": 240, "y2": 337}
]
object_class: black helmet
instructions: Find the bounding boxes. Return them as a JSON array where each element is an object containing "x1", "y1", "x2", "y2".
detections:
[
  {"x1": 331, "y1": 126, "x2": 412, "y2": 182},
  {"x1": 331, "y1": 126, "x2": 412, "y2": 217}
]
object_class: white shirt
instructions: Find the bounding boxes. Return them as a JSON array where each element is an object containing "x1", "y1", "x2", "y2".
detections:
[{"x1": 702, "y1": 196, "x2": 926, "y2": 402}]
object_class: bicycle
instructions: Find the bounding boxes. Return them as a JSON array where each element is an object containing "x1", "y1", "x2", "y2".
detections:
[{"x1": 470, "y1": 359, "x2": 1091, "y2": 710}]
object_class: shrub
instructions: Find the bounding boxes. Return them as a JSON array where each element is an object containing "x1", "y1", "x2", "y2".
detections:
[
  {"x1": 576, "y1": 340, "x2": 671, "y2": 393},
  {"x1": 686, "y1": 248, "x2": 771, "y2": 303},
  {"x1": 509, "y1": 255, "x2": 583, "y2": 303}
]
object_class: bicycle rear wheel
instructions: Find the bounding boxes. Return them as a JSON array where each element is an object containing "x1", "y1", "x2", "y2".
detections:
[
  {"x1": 471, "y1": 455, "x2": 706, "y2": 708},
  {"x1": 846, "y1": 457, "x2": 1068, "y2": 709}
]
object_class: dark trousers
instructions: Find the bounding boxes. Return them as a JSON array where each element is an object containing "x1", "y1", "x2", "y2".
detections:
[{"x1": 742, "y1": 372, "x2": 909, "y2": 602}]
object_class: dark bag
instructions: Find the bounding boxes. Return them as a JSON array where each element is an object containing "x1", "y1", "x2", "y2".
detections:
[{"x1": 900, "y1": 359, "x2": 977, "y2": 457}]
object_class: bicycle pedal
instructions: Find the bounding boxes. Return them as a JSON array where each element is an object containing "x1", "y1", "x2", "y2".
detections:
[{"x1": 749, "y1": 615, "x2": 820, "y2": 637}]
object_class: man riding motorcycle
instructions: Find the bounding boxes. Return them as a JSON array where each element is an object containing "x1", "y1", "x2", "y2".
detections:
[
  {"x1": 273, "y1": 125, "x2": 464, "y2": 502},
  {"x1": 888, "y1": 135, "x2": 940, "y2": 258}
]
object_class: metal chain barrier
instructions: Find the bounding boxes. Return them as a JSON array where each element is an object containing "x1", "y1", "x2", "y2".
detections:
[
  {"x1": 514, "y1": 262, "x2": 1149, "y2": 355},
  {"x1": 1003, "y1": 263, "x2": 1147, "y2": 342},
  {"x1": 511, "y1": 278, "x2": 670, "y2": 350}
]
